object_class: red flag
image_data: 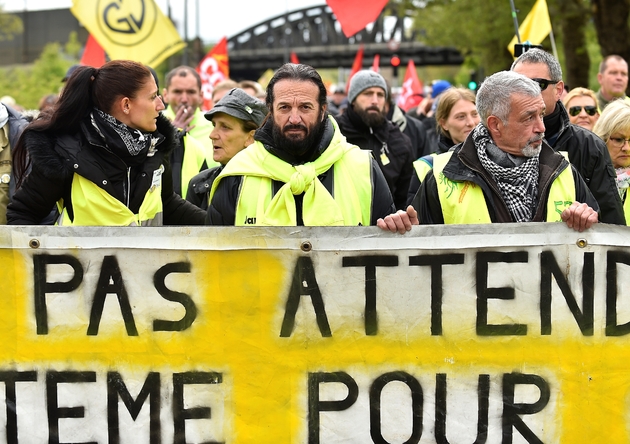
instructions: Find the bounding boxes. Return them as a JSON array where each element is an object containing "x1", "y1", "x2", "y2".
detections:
[
  {"x1": 80, "y1": 34, "x2": 106, "y2": 68},
  {"x1": 371, "y1": 54, "x2": 380, "y2": 72},
  {"x1": 290, "y1": 51, "x2": 300, "y2": 64},
  {"x1": 196, "y1": 37, "x2": 230, "y2": 112},
  {"x1": 346, "y1": 45, "x2": 364, "y2": 94},
  {"x1": 326, "y1": 0, "x2": 388, "y2": 37},
  {"x1": 396, "y1": 60, "x2": 425, "y2": 112}
]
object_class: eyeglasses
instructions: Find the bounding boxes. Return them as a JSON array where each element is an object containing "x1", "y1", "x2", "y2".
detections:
[
  {"x1": 531, "y1": 78, "x2": 560, "y2": 91},
  {"x1": 568, "y1": 105, "x2": 598, "y2": 117},
  {"x1": 608, "y1": 137, "x2": 630, "y2": 148}
]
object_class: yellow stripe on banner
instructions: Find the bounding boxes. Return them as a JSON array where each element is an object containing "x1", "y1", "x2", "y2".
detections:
[{"x1": 3, "y1": 225, "x2": 630, "y2": 442}]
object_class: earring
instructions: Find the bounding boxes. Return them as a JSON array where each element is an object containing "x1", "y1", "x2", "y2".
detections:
[{"x1": 124, "y1": 109, "x2": 129, "y2": 114}]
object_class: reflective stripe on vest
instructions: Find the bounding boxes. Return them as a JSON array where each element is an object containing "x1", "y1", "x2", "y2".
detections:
[
  {"x1": 412, "y1": 154, "x2": 436, "y2": 184},
  {"x1": 433, "y1": 151, "x2": 576, "y2": 224},
  {"x1": 623, "y1": 191, "x2": 630, "y2": 225},
  {"x1": 234, "y1": 143, "x2": 373, "y2": 226},
  {"x1": 57, "y1": 171, "x2": 164, "y2": 226}
]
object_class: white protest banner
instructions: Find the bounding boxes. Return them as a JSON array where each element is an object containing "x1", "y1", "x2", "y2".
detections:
[{"x1": 1, "y1": 223, "x2": 630, "y2": 442}]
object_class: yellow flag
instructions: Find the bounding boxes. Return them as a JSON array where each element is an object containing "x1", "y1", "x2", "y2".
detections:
[
  {"x1": 507, "y1": 0, "x2": 552, "y2": 56},
  {"x1": 71, "y1": 0, "x2": 186, "y2": 67}
]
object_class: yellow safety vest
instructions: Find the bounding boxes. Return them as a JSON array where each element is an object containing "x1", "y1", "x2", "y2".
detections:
[
  {"x1": 433, "y1": 151, "x2": 576, "y2": 224},
  {"x1": 180, "y1": 133, "x2": 211, "y2": 199},
  {"x1": 623, "y1": 190, "x2": 630, "y2": 225},
  {"x1": 57, "y1": 171, "x2": 163, "y2": 226},
  {"x1": 163, "y1": 108, "x2": 216, "y2": 165},
  {"x1": 210, "y1": 127, "x2": 374, "y2": 226},
  {"x1": 412, "y1": 154, "x2": 436, "y2": 184}
]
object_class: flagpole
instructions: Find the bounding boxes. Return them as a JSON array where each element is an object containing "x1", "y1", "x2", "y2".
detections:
[
  {"x1": 549, "y1": 28, "x2": 558, "y2": 59},
  {"x1": 183, "y1": 0, "x2": 189, "y2": 65},
  {"x1": 509, "y1": 0, "x2": 522, "y2": 44}
]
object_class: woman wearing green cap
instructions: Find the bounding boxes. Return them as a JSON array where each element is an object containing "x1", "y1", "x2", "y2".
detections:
[{"x1": 186, "y1": 88, "x2": 268, "y2": 210}]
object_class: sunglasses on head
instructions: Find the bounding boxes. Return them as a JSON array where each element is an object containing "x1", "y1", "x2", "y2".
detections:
[
  {"x1": 568, "y1": 105, "x2": 598, "y2": 117},
  {"x1": 531, "y1": 78, "x2": 560, "y2": 91}
]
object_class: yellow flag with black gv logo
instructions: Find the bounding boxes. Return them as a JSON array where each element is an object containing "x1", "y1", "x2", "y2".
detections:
[{"x1": 71, "y1": 0, "x2": 186, "y2": 67}]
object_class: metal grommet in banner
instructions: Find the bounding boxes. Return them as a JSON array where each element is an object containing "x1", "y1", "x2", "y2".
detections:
[
  {"x1": 301, "y1": 241, "x2": 312, "y2": 252},
  {"x1": 29, "y1": 239, "x2": 40, "y2": 249},
  {"x1": 0, "y1": 174, "x2": 10, "y2": 184},
  {"x1": 576, "y1": 238, "x2": 587, "y2": 248}
]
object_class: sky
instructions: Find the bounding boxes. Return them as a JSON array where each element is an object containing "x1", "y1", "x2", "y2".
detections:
[{"x1": 3, "y1": 0, "x2": 326, "y2": 44}]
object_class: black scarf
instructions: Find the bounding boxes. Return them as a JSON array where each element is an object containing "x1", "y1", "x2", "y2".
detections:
[{"x1": 91, "y1": 109, "x2": 154, "y2": 167}]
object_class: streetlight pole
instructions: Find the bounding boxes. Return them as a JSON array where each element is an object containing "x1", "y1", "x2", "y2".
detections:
[{"x1": 183, "y1": 0, "x2": 189, "y2": 65}]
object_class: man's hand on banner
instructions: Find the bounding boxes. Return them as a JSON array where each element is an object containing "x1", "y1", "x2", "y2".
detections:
[
  {"x1": 561, "y1": 202, "x2": 598, "y2": 232},
  {"x1": 377, "y1": 206, "x2": 419, "y2": 234}
]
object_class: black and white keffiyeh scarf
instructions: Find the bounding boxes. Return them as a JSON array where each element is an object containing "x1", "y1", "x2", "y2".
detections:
[
  {"x1": 91, "y1": 109, "x2": 152, "y2": 166},
  {"x1": 472, "y1": 124, "x2": 540, "y2": 222}
]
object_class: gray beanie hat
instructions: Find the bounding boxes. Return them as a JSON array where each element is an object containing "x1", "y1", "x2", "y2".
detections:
[{"x1": 347, "y1": 70, "x2": 388, "y2": 104}]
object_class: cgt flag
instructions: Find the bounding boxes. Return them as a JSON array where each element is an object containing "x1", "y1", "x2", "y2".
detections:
[
  {"x1": 345, "y1": 44, "x2": 364, "y2": 94},
  {"x1": 397, "y1": 60, "x2": 424, "y2": 112},
  {"x1": 197, "y1": 37, "x2": 230, "y2": 112},
  {"x1": 71, "y1": 0, "x2": 186, "y2": 67},
  {"x1": 507, "y1": 0, "x2": 552, "y2": 56}
]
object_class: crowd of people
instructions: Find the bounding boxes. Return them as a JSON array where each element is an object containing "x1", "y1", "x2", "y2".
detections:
[{"x1": 2, "y1": 48, "x2": 630, "y2": 233}]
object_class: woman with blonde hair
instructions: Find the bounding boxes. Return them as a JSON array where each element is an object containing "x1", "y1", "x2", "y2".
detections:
[
  {"x1": 562, "y1": 87, "x2": 600, "y2": 131},
  {"x1": 407, "y1": 87, "x2": 480, "y2": 203},
  {"x1": 593, "y1": 99, "x2": 630, "y2": 223}
]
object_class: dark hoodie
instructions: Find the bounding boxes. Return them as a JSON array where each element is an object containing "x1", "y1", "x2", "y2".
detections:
[
  {"x1": 7, "y1": 114, "x2": 205, "y2": 225},
  {"x1": 335, "y1": 103, "x2": 414, "y2": 210},
  {"x1": 206, "y1": 115, "x2": 395, "y2": 225}
]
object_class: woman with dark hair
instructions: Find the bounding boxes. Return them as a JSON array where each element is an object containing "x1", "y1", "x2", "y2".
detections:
[{"x1": 7, "y1": 60, "x2": 205, "y2": 226}]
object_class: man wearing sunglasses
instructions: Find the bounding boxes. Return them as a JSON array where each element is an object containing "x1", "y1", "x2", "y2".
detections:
[
  {"x1": 511, "y1": 49, "x2": 625, "y2": 225},
  {"x1": 378, "y1": 71, "x2": 599, "y2": 234}
]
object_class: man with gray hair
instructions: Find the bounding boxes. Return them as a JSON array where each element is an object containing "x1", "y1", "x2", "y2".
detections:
[
  {"x1": 377, "y1": 71, "x2": 599, "y2": 233},
  {"x1": 511, "y1": 48, "x2": 625, "y2": 225}
]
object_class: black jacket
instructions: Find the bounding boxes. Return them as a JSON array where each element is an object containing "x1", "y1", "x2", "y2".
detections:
[
  {"x1": 3, "y1": 104, "x2": 28, "y2": 202},
  {"x1": 413, "y1": 135, "x2": 599, "y2": 224},
  {"x1": 545, "y1": 101, "x2": 624, "y2": 225},
  {"x1": 7, "y1": 114, "x2": 206, "y2": 225},
  {"x1": 335, "y1": 104, "x2": 414, "y2": 210},
  {"x1": 186, "y1": 165, "x2": 223, "y2": 210},
  {"x1": 207, "y1": 115, "x2": 395, "y2": 225},
  {"x1": 387, "y1": 104, "x2": 432, "y2": 160}
]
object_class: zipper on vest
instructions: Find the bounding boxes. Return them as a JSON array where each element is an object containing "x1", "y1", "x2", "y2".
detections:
[{"x1": 125, "y1": 167, "x2": 131, "y2": 208}]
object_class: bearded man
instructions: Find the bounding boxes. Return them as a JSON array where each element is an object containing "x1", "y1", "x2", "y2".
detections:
[
  {"x1": 335, "y1": 70, "x2": 414, "y2": 210},
  {"x1": 206, "y1": 63, "x2": 395, "y2": 226}
]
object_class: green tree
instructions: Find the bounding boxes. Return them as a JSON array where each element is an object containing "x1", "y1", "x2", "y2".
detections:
[
  {"x1": 0, "y1": 5, "x2": 23, "y2": 41},
  {"x1": 0, "y1": 42, "x2": 74, "y2": 109},
  {"x1": 407, "y1": 0, "x2": 518, "y2": 77},
  {"x1": 399, "y1": 0, "x2": 602, "y2": 90}
]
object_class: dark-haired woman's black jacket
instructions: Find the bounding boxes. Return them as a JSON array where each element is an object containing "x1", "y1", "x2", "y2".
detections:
[{"x1": 7, "y1": 114, "x2": 205, "y2": 225}]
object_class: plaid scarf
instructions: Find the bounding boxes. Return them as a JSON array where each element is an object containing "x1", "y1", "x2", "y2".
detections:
[{"x1": 473, "y1": 124, "x2": 540, "y2": 222}]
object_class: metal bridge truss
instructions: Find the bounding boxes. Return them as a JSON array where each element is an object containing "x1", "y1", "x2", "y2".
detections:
[{"x1": 227, "y1": 4, "x2": 463, "y2": 80}]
